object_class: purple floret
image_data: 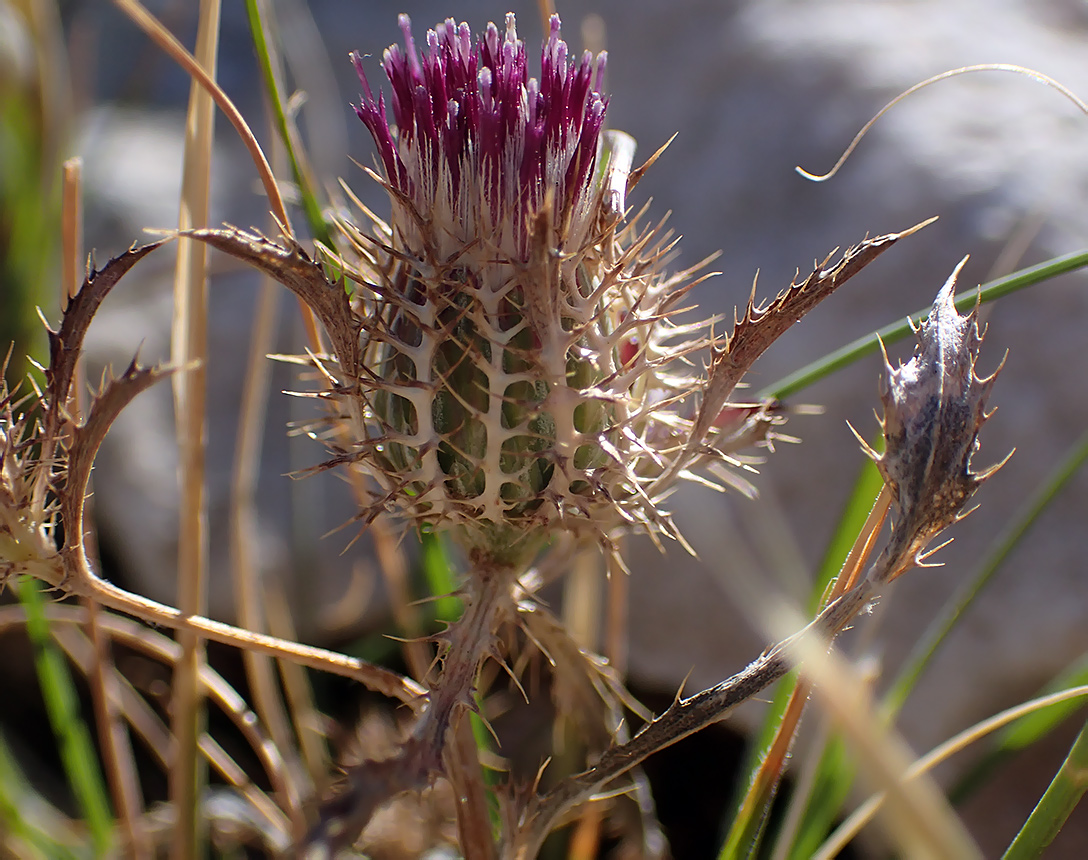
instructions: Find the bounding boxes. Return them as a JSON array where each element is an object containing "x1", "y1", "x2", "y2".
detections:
[{"x1": 351, "y1": 13, "x2": 608, "y2": 257}]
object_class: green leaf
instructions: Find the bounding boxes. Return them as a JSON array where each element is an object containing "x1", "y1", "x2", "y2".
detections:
[
  {"x1": 18, "y1": 579, "x2": 113, "y2": 855},
  {"x1": 1002, "y1": 714, "x2": 1088, "y2": 860}
]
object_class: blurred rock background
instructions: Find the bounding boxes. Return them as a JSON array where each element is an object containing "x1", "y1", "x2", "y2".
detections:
[{"x1": 3, "y1": 0, "x2": 1087, "y2": 855}]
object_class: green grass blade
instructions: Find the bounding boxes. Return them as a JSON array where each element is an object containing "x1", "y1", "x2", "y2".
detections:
[
  {"x1": 244, "y1": 0, "x2": 334, "y2": 247},
  {"x1": 0, "y1": 731, "x2": 86, "y2": 860},
  {"x1": 1002, "y1": 715, "x2": 1088, "y2": 860},
  {"x1": 951, "y1": 655, "x2": 1088, "y2": 804},
  {"x1": 761, "y1": 249, "x2": 1088, "y2": 401},
  {"x1": 782, "y1": 737, "x2": 854, "y2": 860},
  {"x1": 770, "y1": 461, "x2": 883, "y2": 859},
  {"x1": 884, "y1": 427, "x2": 1088, "y2": 718},
  {"x1": 718, "y1": 459, "x2": 884, "y2": 859},
  {"x1": 18, "y1": 579, "x2": 113, "y2": 854},
  {"x1": 422, "y1": 531, "x2": 464, "y2": 623},
  {"x1": 995, "y1": 655, "x2": 1088, "y2": 753},
  {"x1": 0, "y1": 95, "x2": 54, "y2": 389}
]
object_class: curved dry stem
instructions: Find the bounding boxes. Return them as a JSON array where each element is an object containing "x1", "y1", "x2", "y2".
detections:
[
  {"x1": 53, "y1": 552, "x2": 423, "y2": 704},
  {"x1": 0, "y1": 605, "x2": 294, "y2": 841},
  {"x1": 48, "y1": 262, "x2": 422, "y2": 704},
  {"x1": 798, "y1": 64, "x2": 1088, "y2": 182},
  {"x1": 109, "y1": 0, "x2": 330, "y2": 358},
  {"x1": 110, "y1": 0, "x2": 292, "y2": 234},
  {"x1": 507, "y1": 582, "x2": 875, "y2": 859},
  {"x1": 60, "y1": 155, "x2": 149, "y2": 857},
  {"x1": 71, "y1": 624, "x2": 293, "y2": 845},
  {"x1": 48, "y1": 360, "x2": 423, "y2": 706}
]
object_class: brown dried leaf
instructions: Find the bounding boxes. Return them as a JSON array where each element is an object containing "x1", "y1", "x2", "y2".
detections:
[
  {"x1": 690, "y1": 219, "x2": 935, "y2": 460},
  {"x1": 61, "y1": 360, "x2": 180, "y2": 555},
  {"x1": 182, "y1": 226, "x2": 360, "y2": 376},
  {"x1": 45, "y1": 240, "x2": 167, "y2": 434}
]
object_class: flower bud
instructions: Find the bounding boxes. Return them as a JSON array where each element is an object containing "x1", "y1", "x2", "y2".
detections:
[{"x1": 863, "y1": 258, "x2": 1007, "y2": 575}]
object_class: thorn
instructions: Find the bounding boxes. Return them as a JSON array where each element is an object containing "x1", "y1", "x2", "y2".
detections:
[
  {"x1": 974, "y1": 448, "x2": 1014, "y2": 482},
  {"x1": 673, "y1": 666, "x2": 694, "y2": 704},
  {"x1": 846, "y1": 420, "x2": 880, "y2": 461},
  {"x1": 495, "y1": 654, "x2": 529, "y2": 703},
  {"x1": 626, "y1": 133, "x2": 676, "y2": 193}
]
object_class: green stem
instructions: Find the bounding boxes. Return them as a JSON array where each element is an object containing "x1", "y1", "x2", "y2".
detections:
[
  {"x1": 244, "y1": 0, "x2": 333, "y2": 247},
  {"x1": 762, "y1": 249, "x2": 1088, "y2": 400},
  {"x1": 1002, "y1": 716, "x2": 1088, "y2": 860},
  {"x1": 18, "y1": 579, "x2": 113, "y2": 854},
  {"x1": 884, "y1": 427, "x2": 1088, "y2": 717},
  {"x1": 422, "y1": 531, "x2": 464, "y2": 623}
]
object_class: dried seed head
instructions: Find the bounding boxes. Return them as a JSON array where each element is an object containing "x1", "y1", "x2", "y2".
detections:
[
  {"x1": 865, "y1": 258, "x2": 1007, "y2": 573},
  {"x1": 0, "y1": 375, "x2": 56, "y2": 579}
]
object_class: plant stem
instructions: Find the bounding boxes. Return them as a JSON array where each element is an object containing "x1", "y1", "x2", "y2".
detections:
[
  {"x1": 1002, "y1": 716, "x2": 1088, "y2": 859},
  {"x1": 18, "y1": 579, "x2": 113, "y2": 855},
  {"x1": 511, "y1": 584, "x2": 874, "y2": 859},
  {"x1": 719, "y1": 488, "x2": 890, "y2": 859},
  {"x1": 169, "y1": 0, "x2": 219, "y2": 854},
  {"x1": 762, "y1": 249, "x2": 1088, "y2": 400},
  {"x1": 306, "y1": 563, "x2": 513, "y2": 853}
]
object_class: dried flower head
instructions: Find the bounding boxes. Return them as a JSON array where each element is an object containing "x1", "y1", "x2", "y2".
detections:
[
  {"x1": 0, "y1": 368, "x2": 59, "y2": 588},
  {"x1": 861, "y1": 258, "x2": 1008, "y2": 576}
]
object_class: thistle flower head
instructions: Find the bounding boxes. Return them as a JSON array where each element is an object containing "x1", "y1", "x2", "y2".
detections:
[
  {"x1": 0, "y1": 373, "x2": 56, "y2": 582},
  {"x1": 331, "y1": 13, "x2": 816, "y2": 567}
]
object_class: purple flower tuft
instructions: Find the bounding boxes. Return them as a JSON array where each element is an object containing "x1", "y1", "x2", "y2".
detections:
[{"x1": 352, "y1": 13, "x2": 608, "y2": 261}]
